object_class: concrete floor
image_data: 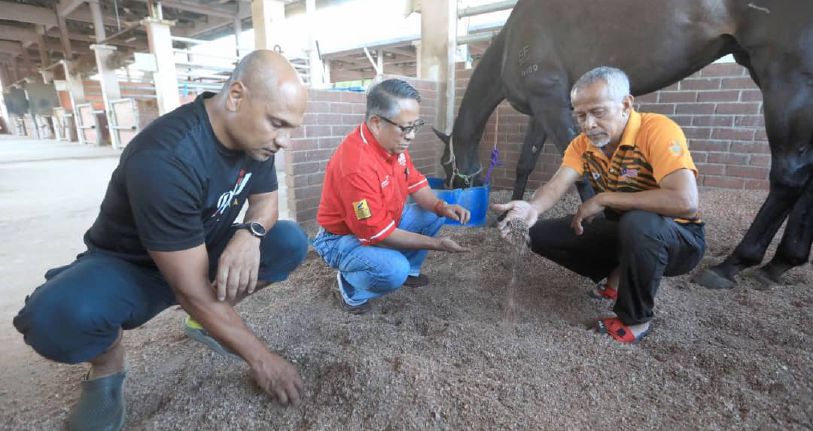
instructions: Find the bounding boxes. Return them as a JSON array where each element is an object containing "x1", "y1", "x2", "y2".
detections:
[{"x1": 0, "y1": 136, "x2": 121, "y2": 379}]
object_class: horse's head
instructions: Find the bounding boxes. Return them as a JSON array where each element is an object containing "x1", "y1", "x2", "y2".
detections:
[{"x1": 433, "y1": 127, "x2": 483, "y2": 189}]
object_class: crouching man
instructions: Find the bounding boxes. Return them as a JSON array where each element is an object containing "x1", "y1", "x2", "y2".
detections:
[
  {"x1": 314, "y1": 79, "x2": 470, "y2": 314},
  {"x1": 495, "y1": 67, "x2": 705, "y2": 343},
  {"x1": 14, "y1": 51, "x2": 310, "y2": 431}
]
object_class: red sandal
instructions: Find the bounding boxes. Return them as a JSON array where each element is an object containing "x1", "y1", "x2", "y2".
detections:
[
  {"x1": 595, "y1": 317, "x2": 650, "y2": 344},
  {"x1": 589, "y1": 281, "x2": 618, "y2": 300}
]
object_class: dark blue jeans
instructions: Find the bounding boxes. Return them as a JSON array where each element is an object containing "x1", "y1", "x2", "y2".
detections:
[{"x1": 13, "y1": 220, "x2": 308, "y2": 364}]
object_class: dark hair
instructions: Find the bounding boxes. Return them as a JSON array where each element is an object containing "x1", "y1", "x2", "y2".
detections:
[{"x1": 366, "y1": 79, "x2": 421, "y2": 121}]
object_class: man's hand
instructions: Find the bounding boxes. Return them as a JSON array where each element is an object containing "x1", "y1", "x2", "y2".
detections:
[
  {"x1": 435, "y1": 236, "x2": 470, "y2": 252},
  {"x1": 438, "y1": 203, "x2": 471, "y2": 224},
  {"x1": 249, "y1": 352, "x2": 305, "y2": 406},
  {"x1": 150, "y1": 245, "x2": 301, "y2": 407},
  {"x1": 215, "y1": 229, "x2": 262, "y2": 301},
  {"x1": 492, "y1": 201, "x2": 540, "y2": 240},
  {"x1": 570, "y1": 195, "x2": 606, "y2": 235}
]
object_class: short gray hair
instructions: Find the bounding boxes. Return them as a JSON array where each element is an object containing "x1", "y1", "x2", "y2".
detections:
[
  {"x1": 571, "y1": 66, "x2": 630, "y2": 102},
  {"x1": 366, "y1": 79, "x2": 421, "y2": 121}
]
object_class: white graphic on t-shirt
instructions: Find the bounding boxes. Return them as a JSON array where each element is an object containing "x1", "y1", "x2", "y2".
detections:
[{"x1": 212, "y1": 170, "x2": 252, "y2": 218}]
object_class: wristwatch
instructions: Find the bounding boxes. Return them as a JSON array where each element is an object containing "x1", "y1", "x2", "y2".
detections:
[{"x1": 234, "y1": 221, "x2": 267, "y2": 238}]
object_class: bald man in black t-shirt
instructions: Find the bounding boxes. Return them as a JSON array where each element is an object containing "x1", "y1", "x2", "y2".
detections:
[{"x1": 14, "y1": 50, "x2": 309, "y2": 431}]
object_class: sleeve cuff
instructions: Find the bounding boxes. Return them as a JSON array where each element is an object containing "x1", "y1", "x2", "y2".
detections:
[
  {"x1": 407, "y1": 178, "x2": 429, "y2": 192},
  {"x1": 142, "y1": 235, "x2": 205, "y2": 252},
  {"x1": 358, "y1": 220, "x2": 397, "y2": 245},
  {"x1": 560, "y1": 160, "x2": 584, "y2": 176},
  {"x1": 654, "y1": 166, "x2": 698, "y2": 184}
]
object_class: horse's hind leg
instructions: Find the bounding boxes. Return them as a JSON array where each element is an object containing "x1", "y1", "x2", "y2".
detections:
[
  {"x1": 751, "y1": 177, "x2": 813, "y2": 287},
  {"x1": 511, "y1": 117, "x2": 547, "y2": 201},
  {"x1": 694, "y1": 55, "x2": 813, "y2": 289}
]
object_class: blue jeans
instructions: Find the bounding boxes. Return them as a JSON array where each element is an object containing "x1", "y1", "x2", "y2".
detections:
[
  {"x1": 312, "y1": 203, "x2": 445, "y2": 305},
  {"x1": 13, "y1": 220, "x2": 308, "y2": 364}
]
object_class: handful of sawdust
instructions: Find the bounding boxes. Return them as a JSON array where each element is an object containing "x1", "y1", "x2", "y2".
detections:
[{"x1": 505, "y1": 218, "x2": 530, "y2": 250}]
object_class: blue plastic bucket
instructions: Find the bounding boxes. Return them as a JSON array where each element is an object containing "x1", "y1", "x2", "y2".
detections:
[{"x1": 425, "y1": 177, "x2": 490, "y2": 227}]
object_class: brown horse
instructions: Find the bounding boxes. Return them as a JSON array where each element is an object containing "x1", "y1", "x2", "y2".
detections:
[{"x1": 434, "y1": 0, "x2": 813, "y2": 289}]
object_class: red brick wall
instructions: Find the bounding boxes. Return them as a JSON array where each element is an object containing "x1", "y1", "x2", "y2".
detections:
[
  {"x1": 286, "y1": 77, "x2": 441, "y2": 222},
  {"x1": 457, "y1": 62, "x2": 770, "y2": 192}
]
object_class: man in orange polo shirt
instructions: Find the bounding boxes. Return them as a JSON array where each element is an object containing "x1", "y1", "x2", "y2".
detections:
[
  {"x1": 314, "y1": 79, "x2": 471, "y2": 314},
  {"x1": 495, "y1": 66, "x2": 705, "y2": 343}
]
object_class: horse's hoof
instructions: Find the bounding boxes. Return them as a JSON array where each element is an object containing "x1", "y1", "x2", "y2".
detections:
[
  {"x1": 692, "y1": 268, "x2": 736, "y2": 290},
  {"x1": 748, "y1": 267, "x2": 779, "y2": 290}
]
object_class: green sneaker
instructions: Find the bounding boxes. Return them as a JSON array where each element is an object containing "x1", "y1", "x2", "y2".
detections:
[
  {"x1": 68, "y1": 371, "x2": 126, "y2": 431},
  {"x1": 183, "y1": 316, "x2": 241, "y2": 361}
]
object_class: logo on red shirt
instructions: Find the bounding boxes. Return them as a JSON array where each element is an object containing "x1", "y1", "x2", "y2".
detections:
[{"x1": 352, "y1": 199, "x2": 372, "y2": 220}]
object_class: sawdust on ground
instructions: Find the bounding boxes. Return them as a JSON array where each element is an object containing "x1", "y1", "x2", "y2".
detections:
[{"x1": 1, "y1": 189, "x2": 811, "y2": 430}]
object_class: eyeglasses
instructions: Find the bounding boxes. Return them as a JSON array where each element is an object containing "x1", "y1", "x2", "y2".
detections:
[{"x1": 378, "y1": 116, "x2": 426, "y2": 137}]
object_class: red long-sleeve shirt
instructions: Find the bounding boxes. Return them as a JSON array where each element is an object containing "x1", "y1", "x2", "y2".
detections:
[{"x1": 317, "y1": 123, "x2": 429, "y2": 245}]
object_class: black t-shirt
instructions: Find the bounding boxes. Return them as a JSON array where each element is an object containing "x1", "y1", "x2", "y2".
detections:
[{"x1": 84, "y1": 92, "x2": 278, "y2": 265}]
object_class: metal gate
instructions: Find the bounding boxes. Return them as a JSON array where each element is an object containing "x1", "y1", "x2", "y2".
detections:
[
  {"x1": 22, "y1": 114, "x2": 36, "y2": 138},
  {"x1": 75, "y1": 103, "x2": 100, "y2": 145},
  {"x1": 108, "y1": 98, "x2": 139, "y2": 149},
  {"x1": 52, "y1": 107, "x2": 76, "y2": 142}
]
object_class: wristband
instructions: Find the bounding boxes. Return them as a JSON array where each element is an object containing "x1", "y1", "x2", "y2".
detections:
[{"x1": 433, "y1": 200, "x2": 447, "y2": 216}]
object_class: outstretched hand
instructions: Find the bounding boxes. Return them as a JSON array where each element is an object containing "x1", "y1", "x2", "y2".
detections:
[
  {"x1": 436, "y1": 236, "x2": 470, "y2": 252},
  {"x1": 492, "y1": 201, "x2": 539, "y2": 240}
]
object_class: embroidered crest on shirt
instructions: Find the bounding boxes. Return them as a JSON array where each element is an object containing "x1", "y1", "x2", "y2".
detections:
[
  {"x1": 670, "y1": 140, "x2": 683, "y2": 156},
  {"x1": 398, "y1": 153, "x2": 406, "y2": 166},
  {"x1": 353, "y1": 199, "x2": 372, "y2": 220}
]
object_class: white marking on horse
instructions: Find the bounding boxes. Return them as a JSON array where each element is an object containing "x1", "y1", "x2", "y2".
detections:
[
  {"x1": 747, "y1": 3, "x2": 771, "y2": 14},
  {"x1": 519, "y1": 45, "x2": 530, "y2": 65},
  {"x1": 520, "y1": 64, "x2": 539, "y2": 77}
]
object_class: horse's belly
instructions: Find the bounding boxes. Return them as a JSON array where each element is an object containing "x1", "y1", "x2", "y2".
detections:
[{"x1": 501, "y1": 0, "x2": 731, "y2": 95}]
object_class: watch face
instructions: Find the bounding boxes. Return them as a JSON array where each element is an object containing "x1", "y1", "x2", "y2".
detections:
[{"x1": 249, "y1": 222, "x2": 267, "y2": 237}]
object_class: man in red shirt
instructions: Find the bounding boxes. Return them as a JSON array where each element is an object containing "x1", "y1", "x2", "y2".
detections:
[{"x1": 314, "y1": 79, "x2": 470, "y2": 314}]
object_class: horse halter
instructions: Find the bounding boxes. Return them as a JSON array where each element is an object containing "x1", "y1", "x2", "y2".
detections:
[{"x1": 442, "y1": 134, "x2": 483, "y2": 188}]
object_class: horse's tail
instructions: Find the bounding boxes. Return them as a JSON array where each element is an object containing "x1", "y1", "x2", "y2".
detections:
[{"x1": 442, "y1": 29, "x2": 508, "y2": 179}]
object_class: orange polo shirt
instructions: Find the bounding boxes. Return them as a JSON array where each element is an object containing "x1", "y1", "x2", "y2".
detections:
[
  {"x1": 562, "y1": 110, "x2": 700, "y2": 223},
  {"x1": 317, "y1": 123, "x2": 429, "y2": 245}
]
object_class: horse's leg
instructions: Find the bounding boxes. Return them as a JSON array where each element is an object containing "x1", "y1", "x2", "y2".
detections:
[
  {"x1": 750, "y1": 177, "x2": 813, "y2": 287},
  {"x1": 736, "y1": 49, "x2": 813, "y2": 286},
  {"x1": 525, "y1": 87, "x2": 595, "y2": 202},
  {"x1": 694, "y1": 53, "x2": 813, "y2": 289},
  {"x1": 694, "y1": 185, "x2": 801, "y2": 289},
  {"x1": 511, "y1": 117, "x2": 547, "y2": 201}
]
